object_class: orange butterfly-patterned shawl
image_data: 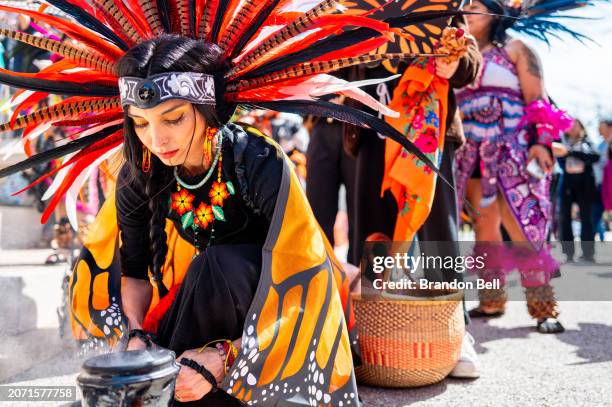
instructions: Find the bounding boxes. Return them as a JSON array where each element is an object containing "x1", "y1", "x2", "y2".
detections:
[{"x1": 69, "y1": 127, "x2": 360, "y2": 405}]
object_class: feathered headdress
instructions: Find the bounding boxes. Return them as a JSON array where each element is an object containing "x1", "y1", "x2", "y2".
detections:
[
  {"x1": 0, "y1": 0, "x2": 465, "y2": 224},
  {"x1": 482, "y1": 0, "x2": 601, "y2": 44}
]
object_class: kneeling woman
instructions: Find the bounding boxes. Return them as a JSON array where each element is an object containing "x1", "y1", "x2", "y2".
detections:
[{"x1": 83, "y1": 37, "x2": 360, "y2": 406}]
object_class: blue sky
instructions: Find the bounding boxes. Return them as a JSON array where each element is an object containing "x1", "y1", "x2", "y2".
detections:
[{"x1": 514, "y1": 2, "x2": 612, "y2": 139}]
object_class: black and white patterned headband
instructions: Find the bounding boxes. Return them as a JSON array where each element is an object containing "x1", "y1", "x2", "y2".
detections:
[{"x1": 118, "y1": 72, "x2": 216, "y2": 109}]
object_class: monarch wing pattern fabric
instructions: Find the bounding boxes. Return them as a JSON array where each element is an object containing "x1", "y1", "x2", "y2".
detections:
[
  {"x1": 344, "y1": 0, "x2": 461, "y2": 72},
  {"x1": 68, "y1": 128, "x2": 360, "y2": 405},
  {"x1": 224, "y1": 147, "x2": 359, "y2": 405},
  {"x1": 68, "y1": 190, "x2": 196, "y2": 347}
]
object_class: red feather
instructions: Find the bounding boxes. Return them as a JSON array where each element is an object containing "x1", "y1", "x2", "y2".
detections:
[
  {"x1": 24, "y1": 139, "x2": 33, "y2": 158},
  {"x1": 0, "y1": 5, "x2": 124, "y2": 61},
  {"x1": 173, "y1": 0, "x2": 191, "y2": 36},
  {"x1": 13, "y1": 130, "x2": 123, "y2": 196},
  {"x1": 200, "y1": 0, "x2": 219, "y2": 41},
  {"x1": 194, "y1": 0, "x2": 206, "y2": 35},
  {"x1": 123, "y1": 0, "x2": 154, "y2": 37},
  {"x1": 114, "y1": 2, "x2": 150, "y2": 39},
  {"x1": 53, "y1": 111, "x2": 123, "y2": 127},
  {"x1": 0, "y1": 68, "x2": 117, "y2": 84},
  {"x1": 229, "y1": 76, "x2": 316, "y2": 101},
  {"x1": 40, "y1": 129, "x2": 123, "y2": 223},
  {"x1": 10, "y1": 93, "x2": 49, "y2": 128},
  {"x1": 37, "y1": 59, "x2": 78, "y2": 76},
  {"x1": 216, "y1": 0, "x2": 243, "y2": 40},
  {"x1": 235, "y1": 11, "x2": 299, "y2": 62},
  {"x1": 220, "y1": 0, "x2": 268, "y2": 55},
  {"x1": 7, "y1": 60, "x2": 73, "y2": 103},
  {"x1": 232, "y1": 13, "x2": 395, "y2": 78},
  {"x1": 235, "y1": 0, "x2": 314, "y2": 58},
  {"x1": 64, "y1": 0, "x2": 99, "y2": 17},
  {"x1": 312, "y1": 35, "x2": 388, "y2": 62},
  {"x1": 307, "y1": 15, "x2": 393, "y2": 38},
  {"x1": 166, "y1": 0, "x2": 180, "y2": 34},
  {"x1": 232, "y1": 26, "x2": 337, "y2": 78},
  {"x1": 89, "y1": 0, "x2": 136, "y2": 48},
  {"x1": 21, "y1": 122, "x2": 53, "y2": 157}
]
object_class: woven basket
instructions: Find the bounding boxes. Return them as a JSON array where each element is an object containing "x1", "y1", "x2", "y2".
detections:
[{"x1": 353, "y1": 290, "x2": 464, "y2": 388}]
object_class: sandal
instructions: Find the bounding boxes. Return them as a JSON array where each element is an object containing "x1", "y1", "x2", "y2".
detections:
[
  {"x1": 536, "y1": 318, "x2": 565, "y2": 334},
  {"x1": 468, "y1": 306, "x2": 505, "y2": 318}
]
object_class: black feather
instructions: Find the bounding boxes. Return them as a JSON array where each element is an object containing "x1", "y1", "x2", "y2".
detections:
[
  {"x1": 0, "y1": 72, "x2": 119, "y2": 96},
  {"x1": 247, "y1": 99, "x2": 452, "y2": 190},
  {"x1": 211, "y1": 0, "x2": 230, "y2": 43},
  {"x1": 157, "y1": 0, "x2": 172, "y2": 32},
  {"x1": 238, "y1": 28, "x2": 379, "y2": 80},
  {"x1": 386, "y1": 10, "x2": 473, "y2": 27},
  {"x1": 513, "y1": 17, "x2": 591, "y2": 45},
  {"x1": 189, "y1": 0, "x2": 197, "y2": 37},
  {"x1": 0, "y1": 124, "x2": 122, "y2": 179},
  {"x1": 230, "y1": 0, "x2": 282, "y2": 59},
  {"x1": 44, "y1": 0, "x2": 129, "y2": 50}
]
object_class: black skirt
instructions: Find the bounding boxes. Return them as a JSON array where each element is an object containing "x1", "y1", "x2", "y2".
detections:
[{"x1": 156, "y1": 244, "x2": 262, "y2": 406}]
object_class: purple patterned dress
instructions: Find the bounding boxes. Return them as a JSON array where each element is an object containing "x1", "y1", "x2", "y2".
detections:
[{"x1": 455, "y1": 47, "x2": 556, "y2": 280}]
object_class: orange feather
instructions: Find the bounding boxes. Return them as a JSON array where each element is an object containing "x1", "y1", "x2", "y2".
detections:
[{"x1": 0, "y1": 5, "x2": 124, "y2": 61}]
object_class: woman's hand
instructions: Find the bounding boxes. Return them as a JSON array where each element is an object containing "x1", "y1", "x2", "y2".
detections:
[
  {"x1": 174, "y1": 348, "x2": 225, "y2": 402},
  {"x1": 552, "y1": 142, "x2": 569, "y2": 158},
  {"x1": 435, "y1": 59, "x2": 459, "y2": 79},
  {"x1": 528, "y1": 144, "x2": 554, "y2": 174},
  {"x1": 125, "y1": 336, "x2": 149, "y2": 351}
]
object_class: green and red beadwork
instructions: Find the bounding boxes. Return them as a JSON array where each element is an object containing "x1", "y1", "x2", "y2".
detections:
[{"x1": 169, "y1": 146, "x2": 235, "y2": 252}]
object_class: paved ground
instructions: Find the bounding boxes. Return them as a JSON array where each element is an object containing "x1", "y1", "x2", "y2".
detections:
[{"x1": 0, "y1": 246, "x2": 611, "y2": 407}]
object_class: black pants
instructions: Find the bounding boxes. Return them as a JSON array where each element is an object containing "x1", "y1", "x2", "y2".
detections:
[
  {"x1": 559, "y1": 175, "x2": 596, "y2": 259},
  {"x1": 418, "y1": 143, "x2": 461, "y2": 280},
  {"x1": 352, "y1": 129, "x2": 398, "y2": 265},
  {"x1": 306, "y1": 120, "x2": 357, "y2": 264},
  {"x1": 417, "y1": 143, "x2": 469, "y2": 325}
]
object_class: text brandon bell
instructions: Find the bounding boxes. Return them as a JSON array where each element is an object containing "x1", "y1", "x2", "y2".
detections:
[{"x1": 372, "y1": 278, "x2": 501, "y2": 290}]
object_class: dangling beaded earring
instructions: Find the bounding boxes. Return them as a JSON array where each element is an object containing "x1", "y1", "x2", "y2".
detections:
[
  {"x1": 142, "y1": 147, "x2": 151, "y2": 173},
  {"x1": 203, "y1": 126, "x2": 217, "y2": 164}
]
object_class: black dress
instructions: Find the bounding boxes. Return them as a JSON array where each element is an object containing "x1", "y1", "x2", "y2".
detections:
[{"x1": 115, "y1": 124, "x2": 283, "y2": 405}]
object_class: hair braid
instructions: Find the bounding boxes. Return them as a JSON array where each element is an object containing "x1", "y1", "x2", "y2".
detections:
[{"x1": 144, "y1": 156, "x2": 171, "y2": 297}]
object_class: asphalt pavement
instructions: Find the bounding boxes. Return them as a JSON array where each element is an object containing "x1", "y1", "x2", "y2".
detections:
[{"x1": 0, "y1": 247, "x2": 611, "y2": 407}]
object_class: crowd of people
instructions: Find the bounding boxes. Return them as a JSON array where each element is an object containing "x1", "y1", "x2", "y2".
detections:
[{"x1": 0, "y1": 0, "x2": 610, "y2": 405}]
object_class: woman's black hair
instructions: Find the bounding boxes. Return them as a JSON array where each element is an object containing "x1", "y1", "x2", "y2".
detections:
[
  {"x1": 478, "y1": 0, "x2": 517, "y2": 46},
  {"x1": 117, "y1": 35, "x2": 231, "y2": 296}
]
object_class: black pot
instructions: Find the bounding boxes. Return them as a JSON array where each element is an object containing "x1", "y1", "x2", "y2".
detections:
[{"x1": 77, "y1": 349, "x2": 180, "y2": 406}]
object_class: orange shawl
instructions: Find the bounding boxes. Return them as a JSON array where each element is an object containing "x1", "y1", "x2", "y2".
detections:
[{"x1": 382, "y1": 60, "x2": 449, "y2": 242}]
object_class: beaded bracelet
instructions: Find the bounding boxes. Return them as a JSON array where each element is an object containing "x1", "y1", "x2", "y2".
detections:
[
  {"x1": 199, "y1": 339, "x2": 239, "y2": 373},
  {"x1": 128, "y1": 329, "x2": 155, "y2": 349},
  {"x1": 179, "y1": 357, "x2": 218, "y2": 392}
]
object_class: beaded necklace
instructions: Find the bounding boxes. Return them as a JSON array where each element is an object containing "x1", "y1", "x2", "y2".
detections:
[{"x1": 169, "y1": 130, "x2": 235, "y2": 254}]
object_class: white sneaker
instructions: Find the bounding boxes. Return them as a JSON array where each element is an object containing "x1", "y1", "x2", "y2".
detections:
[{"x1": 449, "y1": 332, "x2": 480, "y2": 379}]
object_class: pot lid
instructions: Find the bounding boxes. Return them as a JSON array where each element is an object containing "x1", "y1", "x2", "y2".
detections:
[{"x1": 81, "y1": 349, "x2": 176, "y2": 376}]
